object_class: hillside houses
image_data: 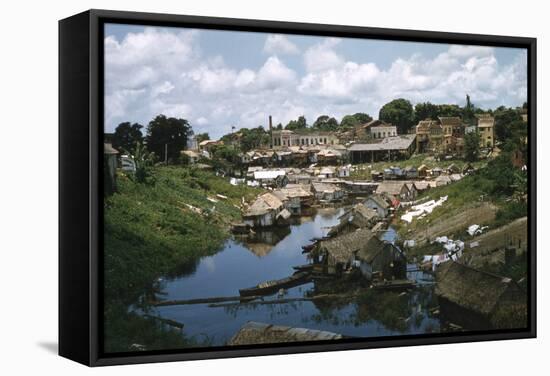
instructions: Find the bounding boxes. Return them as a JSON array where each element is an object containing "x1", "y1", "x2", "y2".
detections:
[
  {"x1": 364, "y1": 195, "x2": 392, "y2": 218},
  {"x1": 375, "y1": 181, "x2": 415, "y2": 202}
]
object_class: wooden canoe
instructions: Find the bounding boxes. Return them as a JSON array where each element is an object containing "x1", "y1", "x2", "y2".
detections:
[{"x1": 239, "y1": 272, "x2": 311, "y2": 297}]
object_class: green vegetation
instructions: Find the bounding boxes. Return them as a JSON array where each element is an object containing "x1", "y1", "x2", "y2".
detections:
[
  {"x1": 379, "y1": 98, "x2": 415, "y2": 134},
  {"x1": 464, "y1": 131, "x2": 481, "y2": 162},
  {"x1": 285, "y1": 115, "x2": 308, "y2": 130},
  {"x1": 112, "y1": 122, "x2": 144, "y2": 152},
  {"x1": 104, "y1": 166, "x2": 262, "y2": 351},
  {"x1": 145, "y1": 115, "x2": 192, "y2": 163},
  {"x1": 394, "y1": 153, "x2": 527, "y2": 250},
  {"x1": 105, "y1": 166, "x2": 261, "y2": 302},
  {"x1": 312, "y1": 115, "x2": 339, "y2": 131}
]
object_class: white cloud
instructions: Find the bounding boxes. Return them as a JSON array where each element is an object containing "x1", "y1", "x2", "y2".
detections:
[
  {"x1": 303, "y1": 38, "x2": 344, "y2": 72},
  {"x1": 257, "y1": 56, "x2": 297, "y2": 89},
  {"x1": 105, "y1": 27, "x2": 527, "y2": 139},
  {"x1": 263, "y1": 34, "x2": 299, "y2": 55}
]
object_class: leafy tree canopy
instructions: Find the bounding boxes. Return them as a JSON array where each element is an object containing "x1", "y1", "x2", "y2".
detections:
[
  {"x1": 195, "y1": 132, "x2": 210, "y2": 143},
  {"x1": 285, "y1": 115, "x2": 307, "y2": 130},
  {"x1": 379, "y1": 99, "x2": 415, "y2": 134},
  {"x1": 464, "y1": 131, "x2": 481, "y2": 162},
  {"x1": 312, "y1": 115, "x2": 339, "y2": 131},
  {"x1": 112, "y1": 122, "x2": 144, "y2": 153},
  {"x1": 340, "y1": 113, "x2": 372, "y2": 128},
  {"x1": 145, "y1": 115, "x2": 192, "y2": 163},
  {"x1": 494, "y1": 108, "x2": 523, "y2": 142}
]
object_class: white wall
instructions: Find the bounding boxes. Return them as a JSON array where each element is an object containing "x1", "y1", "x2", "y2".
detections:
[{"x1": 0, "y1": 0, "x2": 547, "y2": 375}]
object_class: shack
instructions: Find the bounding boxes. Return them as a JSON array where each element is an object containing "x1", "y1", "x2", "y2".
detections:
[
  {"x1": 404, "y1": 165, "x2": 418, "y2": 179},
  {"x1": 356, "y1": 239, "x2": 407, "y2": 280},
  {"x1": 417, "y1": 164, "x2": 429, "y2": 178},
  {"x1": 312, "y1": 228, "x2": 375, "y2": 274},
  {"x1": 375, "y1": 181, "x2": 412, "y2": 201},
  {"x1": 228, "y1": 322, "x2": 343, "y2": 345},
  {"x1": 243, "y1": 192, "x2": 286, "y2": 227},
  {"x1": 327, "y1": 204, "x2": 380, "y2": 237},
  {"x1": 364, "y1": 194, "x2": 391, "y2": 218},
  {"x1": 311, "y1": 182, "x2": 345, "y2": 202},
  {"x1": 435, "y1": 262, "x2": 527, "y2": 330},
  {"x1": 278, "y1": 185, "x2": 314, "y2": 215},
  {"x1": 253, "y1": 170, "x2": 288, "y2": 188}
]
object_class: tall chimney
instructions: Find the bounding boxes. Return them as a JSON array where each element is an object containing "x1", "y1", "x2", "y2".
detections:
[{"x1": 269, "y1": 115, "x2": 273, "y2": 149}]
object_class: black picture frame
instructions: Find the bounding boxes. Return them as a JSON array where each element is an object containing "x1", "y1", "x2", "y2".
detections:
[{"x1": 59, "y1": 9, "x2": 537, "y2": 367}]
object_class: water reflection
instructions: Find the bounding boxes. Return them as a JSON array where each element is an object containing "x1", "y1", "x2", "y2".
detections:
[{"x1": 150, "y1": 207, "x2": 448, "y2": 347}]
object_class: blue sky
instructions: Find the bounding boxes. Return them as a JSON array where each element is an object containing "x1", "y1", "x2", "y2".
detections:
[{"x1": 104, "y1": 23, "x2": 527, "y2": 138}]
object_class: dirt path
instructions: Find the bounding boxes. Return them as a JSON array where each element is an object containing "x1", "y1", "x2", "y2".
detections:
[
  {"x1": 465, "y1": 217, "x2": 528, "y2": 254},
  {"x1": 404, "y1": 202, "x2": 498, "y2": 244}
]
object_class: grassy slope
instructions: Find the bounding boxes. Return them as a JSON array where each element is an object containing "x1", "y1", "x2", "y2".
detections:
[
  {"x1": 393, "y1": 163, "x2": 527, "y2": 259},
  {"x1": 104, "y1": 166, "x2": 261, "y2": 302},
  {"x1": 103, "y1": 166, "x2": 262, "y2": 352}
]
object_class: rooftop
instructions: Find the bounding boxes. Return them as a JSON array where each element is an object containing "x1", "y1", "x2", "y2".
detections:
[
  {"x1": 348, "y1": 134, "x2": 416, "y2": 152},
  {"x1": 228, "y1": 322, "x2": 343, "y2": 345}
]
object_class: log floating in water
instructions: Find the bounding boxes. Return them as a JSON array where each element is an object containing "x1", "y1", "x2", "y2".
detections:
[
  {"x1": 239, "y1": 272, "x2": 310, "y2": 297},
  {"x1": 153, "y1": 295, "x2": 261, "y2": 307},
  {"x1": 209, "y1": 292, "x2": 360, "y2": 308}
]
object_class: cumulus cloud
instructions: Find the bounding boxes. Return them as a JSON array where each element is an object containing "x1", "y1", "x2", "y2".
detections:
[
  {"x1": 104, "y1": 27, "x2": 527, "y2": 139},
  {"x1": 303, "y1": 38, "x2": 344, "y2": 72},
  {"x1": 263, "y1": 34, "x2": 299, "y2": 55}
]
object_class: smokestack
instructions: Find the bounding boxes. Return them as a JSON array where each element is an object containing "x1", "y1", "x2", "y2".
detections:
[{"x1": 269, "y1": 115, "x2": 273, "y2": 149}]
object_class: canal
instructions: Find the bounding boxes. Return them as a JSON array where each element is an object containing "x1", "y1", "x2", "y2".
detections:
[{"x1": 147, "y1": 207, "x2": 441, "y2": 347}]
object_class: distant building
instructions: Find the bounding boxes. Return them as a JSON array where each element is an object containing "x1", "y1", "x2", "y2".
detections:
[
  {"x1": 476, "y1": 114, "x2": 495, "y2": 148},
  {"x1": 271, "y1": 129, "x2": 340, "y2": 148},
  {"x1": 348, "y1": 135, "x2": 416, "y2": 163},
  {"x1": 416, "y1": 117, "x2": 467, "y2": 154},
  {"x1": 361, "y1": 119, "x2": 398, "y2": 139}
]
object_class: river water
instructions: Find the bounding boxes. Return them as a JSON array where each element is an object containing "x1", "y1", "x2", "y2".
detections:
[{"x1": 149, "y1": 207, "x2": 440, "y2": 347}]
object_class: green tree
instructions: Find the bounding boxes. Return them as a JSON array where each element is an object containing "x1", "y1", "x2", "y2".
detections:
[
  {"x1": 464, "y1": 130, "x2": 481, "y2": 162},
  {"x1": 437, "y1": 104, "x2": 463, "y2": 118},
  {"x1": 312, "y1": 115, "x2": 339, "y2": 131},
  {"x1": 131, "y1": 141, "x2": 155, "y2": 183},
  {"x1": 379, "y1": 99, "x2": 414, "y2": 134},
  {"x1": 145, "y1": 115, "x2": 192, "y2": 163},
  {"x1": 112, "y1": 122, "x2": 143, "y2": 153},
  {"x1": 195, "y1": 132, "x2": 210, "y2": 143},
  {"x1": 494, "y1": 108, "x2": 522, "y2": 142},
  {"x1": 462, "y1": 94, "x2": 476, "y2": 125},
  {"x1": 240, "y1": 126, "x2": 270, "y2": 151},
  {"x1": 340, "y1": 112, "x2": 372, "y2": 128},
  {"x1": 285, "y1": 115, "x2": 307, "y2": 130},
  {"x1": 414, "y1": 102, "x2": 439, "y2": 122},
  {"x1": 212, "y1": 144, "x2": 239, "y2": 163}
]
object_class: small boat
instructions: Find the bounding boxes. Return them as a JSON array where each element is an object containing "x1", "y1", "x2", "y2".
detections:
[
  {"x1": 371, "y1": 279, "x2": 416, "y2": 290},
  {"x1": 239, "y1": 272, "x2": 310, "y2": 297}
]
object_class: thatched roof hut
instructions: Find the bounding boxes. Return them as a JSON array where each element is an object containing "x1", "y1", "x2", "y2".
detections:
[
  {"x1": 436, "y1": 262, "x2": 527, "y2": 329},
  {"x1": 244, "y1": 192, "x2": 284, "y2": 217},
  {"x1": 313, "y1": 228, "x2": 375, "y2": 266},
  {"x1": 228, "y1": 322, "x2": 343, "y2": 345}
]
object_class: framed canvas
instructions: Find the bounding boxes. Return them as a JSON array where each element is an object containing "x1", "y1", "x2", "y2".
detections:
[{"x1": 59, "y1": 9, "x2": 536, "y2": 366}]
